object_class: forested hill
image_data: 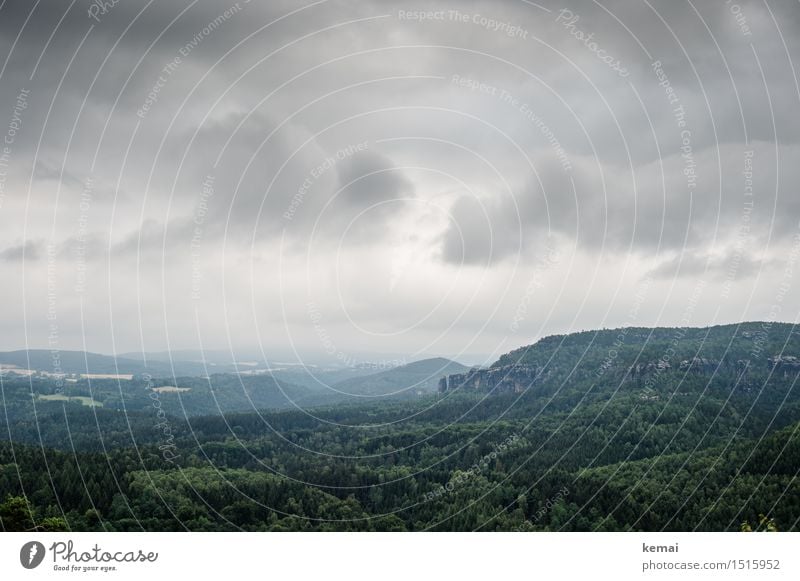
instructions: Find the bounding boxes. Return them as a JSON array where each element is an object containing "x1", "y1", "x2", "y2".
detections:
[
  {"x1": 333, "y1": 357, "x2": 470, "y2": 397},
  {"x1": 494, "y1": 322, "x2": 798, "y2": 371},
  {"x1": 438, "y1": 322, "x2": 800, "y2": 398}
]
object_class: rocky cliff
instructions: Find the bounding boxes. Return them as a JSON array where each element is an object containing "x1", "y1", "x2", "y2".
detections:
[{"x1": 438, "y1": 365, "x2": 541, "y2": 395}]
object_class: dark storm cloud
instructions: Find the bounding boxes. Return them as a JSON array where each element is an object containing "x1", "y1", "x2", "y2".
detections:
[
  {"x1": 323, "y1": 150, "x2": 416, "y2": 239},
  {"x1": 336, "y1": 150, "x2": 413, "y2": 207}
]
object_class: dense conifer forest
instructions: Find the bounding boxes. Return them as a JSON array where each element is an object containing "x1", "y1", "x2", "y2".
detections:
[{"x1": 2, "y1": 322, "x2": 798, "y2": 531}]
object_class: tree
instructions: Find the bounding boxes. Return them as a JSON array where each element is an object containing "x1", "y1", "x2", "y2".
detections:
[
  {"x1": 741, "y1": 514, "x2": 778, "y2": 532},
  {"x1": 0, "y1": 495, "x2": 35, "y2": 531},
  {"x1": 38, "y1": 516, "x2": 69, "y2": 532}
]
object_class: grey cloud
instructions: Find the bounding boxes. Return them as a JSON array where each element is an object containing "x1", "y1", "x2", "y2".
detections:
[
  {"x1": 33, "y1": 160, "x2": 86, "y2": 191},
  {"x1": 440, "y1": 194, "x2": 521, "y2": 265},
  {"x1": 0, "y1": 240, "x2": 43, "y2": 261},
  {"x1": 324, "y1": 150, "x2": 415, "y2": 240},
  {"x1": 438, "y1": 141, "x2": 800, "y2": 266},
  {"x1": 646, "y1": 250, "x2": 773, "y2": 281}
]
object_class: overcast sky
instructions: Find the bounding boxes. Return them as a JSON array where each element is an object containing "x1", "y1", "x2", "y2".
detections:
[{"x1": 1, "y1": 0, "x2": 799, "y2": 364}]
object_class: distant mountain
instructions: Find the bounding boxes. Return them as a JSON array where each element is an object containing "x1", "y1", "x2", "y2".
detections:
[
  {"x1": 118, "y1": 349, "x2": 232, "y2": 364},
  {"x1": 332, "y1": 357, "x2": 470, "y2": 397},
  {"x1": 0, "y1": 349, "x2": 210, "y2": 377},
  {"x1": 118, "y1": 349, "x2": 267, "y2": 371},
  {"x1": 266, "y1": 365, "x2": 394, "y2": 392},
  {"x1": 117, "y1": 351, "x2": 407, "y2": 385}
]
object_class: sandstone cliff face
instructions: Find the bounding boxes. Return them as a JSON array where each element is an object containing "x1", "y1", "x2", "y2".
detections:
[
  {"x1": 627, "y1": 360, "x2": 672, "y2": 378},
  {"x1": 769, "y1": 355, "x2": 800, "y2": 369},
  {"x1": 438, "y1": 365, "x2": 541, "y2": 394},
  {"x1": 438, "y1": 353, "x2": 800, "y2": 397},
  {"x1": 627, "y1": 357, "x2": 721, "y2": 378},
  {"x1": 678, "y1": 357, "x2": 718, "y2": 373},
  {"x1": 769, "y1": 355, "x2": 800, "y2": 377}
]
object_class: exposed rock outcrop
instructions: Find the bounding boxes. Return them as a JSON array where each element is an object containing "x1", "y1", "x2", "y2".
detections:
[
  {"x1": 438, "y1": 365, "x2": 540, "y2": 395},
  {"x1": 628, "y1": 360, "x2": 671, "y2": 378},
  {"x1": 678, "y1": 357, "x2": 718, "y2": 373},
  {"x1": 769, "y1": 356, "x2": 800, "y2": 376}
]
